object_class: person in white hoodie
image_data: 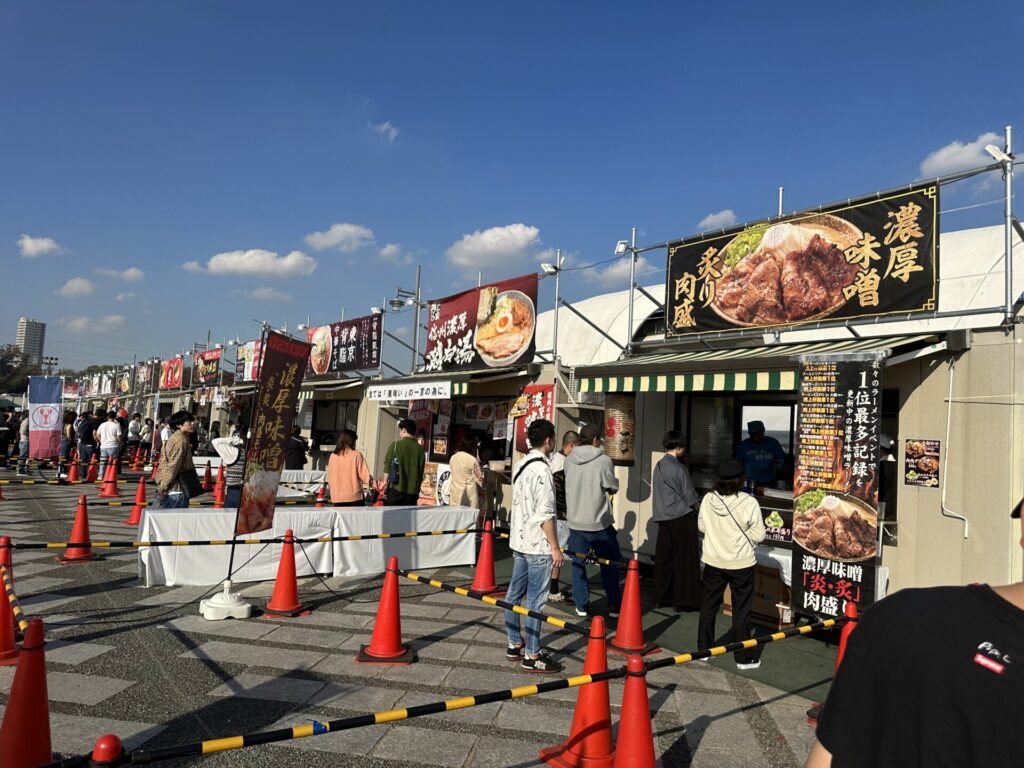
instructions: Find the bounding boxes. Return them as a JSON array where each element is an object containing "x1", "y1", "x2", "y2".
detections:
[{"x1": 697, "y1": 458, "x2": 767, "y2": 670}]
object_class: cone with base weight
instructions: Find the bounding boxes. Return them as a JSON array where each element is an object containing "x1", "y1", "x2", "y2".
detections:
[
  {"x1": 357, "y1": 555, "x2": 415, "y2": 664},
  {"x1": 57, "y1": 495, "x2": 101, "y2": 563},
  {"x1": 609, "y1": 560, "x2": 659, "y2": 657},
  {"x1": 540, "y1": 616, "x2": 614, "y2": 768},
  {"x1": 261, "y1": 530, "x2": 310, "y2": 618},
  {"x1": 123, "y1": 476, "x2": 147, "y2": 526},
  {"x1": 98, "y1": 459, "x2": 121, "y2": 498},
  {"x1": 0, "y1": 576, "x2": 19, "y2": 666},
  {"x1": 470, "y1": 519, "x2": 504, "y2": 596},
  {"x1": 611, "y1": 655, "x2": 656, "y2": 768},
  {"x1": 0, "y1": 618, "x2": 53, "y2": 767}
]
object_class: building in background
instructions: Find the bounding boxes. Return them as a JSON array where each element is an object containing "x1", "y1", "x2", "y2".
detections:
[{"x1": 16, "y1": 317, "x2": 46, "y2": 366}]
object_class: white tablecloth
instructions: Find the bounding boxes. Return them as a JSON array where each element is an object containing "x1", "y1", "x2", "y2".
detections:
[
  {"x1": 137, "y1": 505, "x2": 478, "y2": 586},
  {"x1": 278, "y1": 469, "x2": 326, "y2": 498}
]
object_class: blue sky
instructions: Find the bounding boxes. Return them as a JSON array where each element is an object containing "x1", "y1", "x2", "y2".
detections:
[{"x1": 3, "y1": 1, "x2": 1021, "y2": 370}]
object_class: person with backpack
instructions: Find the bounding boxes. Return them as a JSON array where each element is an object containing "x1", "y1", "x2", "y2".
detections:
[{"x1": 381, "y1": 418, "x2": 425, "y2": 506}]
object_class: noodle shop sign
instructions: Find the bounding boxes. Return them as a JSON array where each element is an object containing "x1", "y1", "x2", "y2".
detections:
[
  {"x1": 423, "y1": 274, "x2": 538, "y2": 372},
  {"x1": 305, "y1": 313, "x2": 382, "y2": 377},
  {"x1": 666, "y1": 184, "x2": 938, "y2": 336}
]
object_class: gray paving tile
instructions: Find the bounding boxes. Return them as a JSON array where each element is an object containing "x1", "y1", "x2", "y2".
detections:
[
  {"x1": 264, "y1": 712, "x2": 386, "y2": 755},
  {"x1": 134, "y1": 586, "x2": 212, "y2": 606},
  {"x1": 283, "y1": 610, "x2": 373, "y2": 630},
  {"x1": 672, "y1": 691, "x2": 765, "y2": 758},
  {"x1": 408, "y1": 639, "x2": 468, "y2": 662},
  {"x1": 261, "y1": 625, "x2": 351, "y2": 649},
  {"x1": 308, "y1": 653, "x2": 385, "y2": 680},
  {"x1": 10, "y1": 575, "x2": 73, "y2": 594},
  {"x1": 180, "y1": 640, "x2": 326, "y2": 671},
  {"x1": 377, "y1": 660, "x2": 451, "y2": 687},
  {"x1": 372, "y1": 724, "x2": 476, "y2": 767},
  {"x1": 46, "y1": 640, "x2": 115, "y2": 665},
  {"x1": 2, "y1": 549, "x2": 57, "y2": 562},
  {"x1": 442, "y1": 607, "x2": 496, "y2": 623},
  {"x1": 206, "y1": 673, "x2": 325, "y2": 705},
  {"x1": 0, "y1": 668, "x2": 134, "y2": 705},
  {"x1": 0, "y1": 705, "x2": 165, "y2": 755},
  {"x1": 469, "y1": 735, "x2": 547, "y2": 767},
  {"x1": 496, "y1": 699, "x2": 574, "y2": 735},
  {"x1": 346, "y1": 600, "x2": 446, "y2": 619},
  {"x1": 309, "y1": 682, "x2": 406, "y2": 712},
  {"x1": 10, "y1": 561, "x2": 65, "y2": 577},
  {"x1": 19, "y1": 593, "x2": 81, "y2": 613},
  {"x1": 400, "y1": 617, "x2": 482, "y2": 641},
  {"x1": 159, "y1": 615, "x2": 279, "y2": 641}
]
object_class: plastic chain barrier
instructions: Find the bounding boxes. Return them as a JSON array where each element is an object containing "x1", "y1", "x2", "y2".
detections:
[
  {"x1": 0, "y1": 478, "x2": 139, "y2": 486},
  {"x1": 81, "y1": 495, "x2": 313, "y2": 508},
  {"x1": 0, "y1": 564, "x2": 28, "y2": 632},
  {"x1": 36, "y1": 616, "x2": 840, "y2": 767},
  {"x1": 396, "y1": 566, "x2": 590, "y2": 636},
  {"x1": 494, "y1": 529, "x2": 628, "y2": 569},
  {"x1": 2, "y1": 528, "x2": 479, "y2": 550}
]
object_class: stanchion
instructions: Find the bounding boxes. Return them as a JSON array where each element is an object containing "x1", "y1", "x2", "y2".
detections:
[
  {"x1": 56, "y1": 496, "x2": 101, "y2": 563},
  {"x1": 0, "y1": 618, "x2": 53, "y2": 768},
  {"x1": 123, "y1": 476, "x2": 147, "y2": 527},
  {"x1": 469, "y1": 519, "x2": 503, "y2": 596},
  {"x1": 261, "y1": 530, "x2": 310, "y2": 619},
  {"x1": 611, "y1": 656, "x2": 656, "y2": 768},
  {"x1": 357, "y1": 555, "x2": 415, "y2": 664},
  {"x1": 609, "y1": 561, "x2": 658, "y2": 657}
]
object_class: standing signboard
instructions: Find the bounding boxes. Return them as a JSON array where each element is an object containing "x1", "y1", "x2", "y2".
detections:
[
  {"x1": 27, "y1": 376, "x2": 63, "y2": 459},
  {"x1": 791, "y1": 353, "x2": 884, "y2": 619},
  {"x1": 305, "y1": 314, "x2": 382, "y2": 377},
  {"x1": 513, "y1": 384, "x2": 554, "y2": 454}
]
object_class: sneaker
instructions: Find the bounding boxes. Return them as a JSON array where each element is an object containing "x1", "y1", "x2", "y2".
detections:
[
  {"x1": 522, "y1": 652, "x2": 562, "y2": 673},
  {"x1": 547, "y1": 590, "x2": 568, "y2": 603},
  {"x1": 15, "y1": 472, "x2": 28, "y2": 477},
  {"x1": 574, "y1": 607, "x2": 587, "y2": 618},
  {"x1": 505, "y1": 643, "x2": 524, "y2": 661},
  {"x1": 735, "y1": 660, "x2": 762, "y2": 671}
]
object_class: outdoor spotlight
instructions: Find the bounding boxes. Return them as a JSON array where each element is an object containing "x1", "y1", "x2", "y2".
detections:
[
  {"x1": 296, "y1": 323, "x2": 308, "y2": 331},
  {"x1": 984, "y1": 144, "x2": 1013, "y2": 164},
  {"x1": 388, "y1": 298, "x2": 404, "y2": 311},
  {"x1": 540, "y1": 263, "x2": 557, "y2": 276},
  {"x1": 371, "y1": 307, "x2": 383, "y2": 315},
  {"x1": 614, "y1": 240, "x2": 629, "y2": 256},
  {"x1": 214, "y1": 343, "x2": 223, "y2": 349},
  {"x1": 405, "y1": 297, "x2": 417, "y2": 307}
]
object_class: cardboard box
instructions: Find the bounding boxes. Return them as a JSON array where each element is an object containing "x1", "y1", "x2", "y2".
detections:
[{"x1": 723, "y1": 564, "x2": 794, "y2": 630}]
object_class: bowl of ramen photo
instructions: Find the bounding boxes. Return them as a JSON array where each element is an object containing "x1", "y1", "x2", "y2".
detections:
[
  {"x1": 473, "y1": 288, "x2": 535, "y2": 366},
  {"x1": 792, "y1": 489, "x2": 878, "y2": 562},
  {"x1": 309, "y1": 326, "x2": 332, "y2": 375}
]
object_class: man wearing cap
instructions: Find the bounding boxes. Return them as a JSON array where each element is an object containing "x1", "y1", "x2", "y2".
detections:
[
  {"x1": 805, "y1": 498, "x2": 1024, "y2": 766},
  {"x1": 735, "y1": 420, "x2": 786, "y2": 487}
]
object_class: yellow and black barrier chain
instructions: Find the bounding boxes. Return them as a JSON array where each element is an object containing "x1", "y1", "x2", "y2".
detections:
[
  {"x1": 0, "y1": 564, "x2": 29, "y2": 632},
  {"x1": 1, "y1": 528, "x2": 478, "y2": 551},
  {"x1": 0, "y1": 477, "x2": 143, "y2": 486},
  {"x1": 37, "y1": 616, "x2": 839, "y2": 767},
  {"x1": 494, "y1": 530, "x2": 627, "y2": 569},
  {"x1": 397, "y1": 566, "x2": 590, "y2": 636},
  {"x1": 83, "y1": 495, "x2": 313, "y2": 508}
]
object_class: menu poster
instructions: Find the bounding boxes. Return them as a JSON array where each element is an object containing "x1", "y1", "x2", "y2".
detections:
[
  {"x1": 514, "y1": 384, "x2": 554, "y2": 455},
  {"x1": 192, "y1": 349, "x2": 223, "y2": 385},
  {"x1": 418, "y1": 462, "x2": 452, "y2": 506},
  {"x1": 234, "y1": 340, "x2": 263, "y2": 382},
  {"x1": 409, "y1": 399, "x2": 434, "y2": 455},
  {"x1": 791, "y1": 354, "x2": 884, "y2": 620},
  {"x1": 305, "y1": 313, "x2": 382, "y2": 377},
  {"x1": 760, "y1": 507, "x2": 793, "y2": 547},
  {"x1": 903, "y1": 439, "x2": 940, "y2": 487},
  {"x1": 116, "y1": 370, "x2": 132, "y2": 394},
  {"x1": 159, "y1": 358, "x2": 183, "y2": 390}
]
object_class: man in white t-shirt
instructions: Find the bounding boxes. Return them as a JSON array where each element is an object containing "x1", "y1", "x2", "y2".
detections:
[{"x1": 96, "y1": 411, "x2": 122, "y2": 478}]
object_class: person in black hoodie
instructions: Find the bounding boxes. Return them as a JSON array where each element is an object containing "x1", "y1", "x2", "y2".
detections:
[{"x1": 652, "y1": 430, "x2": 701, "y2": 611}]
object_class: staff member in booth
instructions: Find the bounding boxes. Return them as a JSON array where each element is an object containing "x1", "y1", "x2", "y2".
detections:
[{"x1": 735, "y1": 420, "x2": 785, "y2": 486}]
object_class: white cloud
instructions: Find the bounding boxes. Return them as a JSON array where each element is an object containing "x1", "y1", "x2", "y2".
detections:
[
  {"x1": 920, "y1": 132, "x2": 1001, "y2": 178},
  {"x1": 304, "y1": 223, "x2": 375, "y2": 252},
  {"x1": 445, "y1": 223, "x2": 543, "y2": 269},
  {"x1": 183, "y1": 249, "x2": 317, "y2": 277},
  {"x1": 96, "y1": 266, "x2": 144, "y2": 282},
  {"x1": 378, "y1": 243, "x2": 414, "y2": 265},
  {"x1": 372, "y1": 121, "x2": 400, "y2": 143},
  {"x1": 65, "y1": 315, "x2": 126, "y2": 334},
  {"x1": 234, "y1": 287, "x2": 293, "y2": 302},
  {"x1": 697, "y1": 209, "x2": 738, "y2": 230},
  {"x1": 583, "y1": 256, "x2": 654, "y2": 289},
  {"x1": 57, "y1": 277, "x2": 95, "y2": 297},
  {"x1": 18, "y1": 234, "x2": 64, "y2": 258},
  {"x1": 116, "y1": 292, "x2": 135, "y2": 301}
]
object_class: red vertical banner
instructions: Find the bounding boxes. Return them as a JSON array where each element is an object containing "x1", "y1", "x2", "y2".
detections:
[
  {"x1": 28, "y1": 376, "x2": 63, "y2": 459},
  {"x1": 236, "y1": 331, "x2": 312, "y2": 535},
  {"x1": 513, "y1": 384, "x2": 554, "y2": 454}
]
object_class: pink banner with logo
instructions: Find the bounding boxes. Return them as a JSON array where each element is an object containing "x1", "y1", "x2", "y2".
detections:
[{"x1": 28, "y1": 376, "x2": 63, "y2": 459}]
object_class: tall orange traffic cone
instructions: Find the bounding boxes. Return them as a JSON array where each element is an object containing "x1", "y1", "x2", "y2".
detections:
[
  {"x1": 540, "y1": 616, "x2": 614, "y2": 768},
  {"x1": 262, "y1": 530, "x2": 310, "y2": 618},
  {"x1": 201, "y1": 461, "x2": 213, "y2": 492},
  {"x1": 123, "y1": 477, "x2": 147, "y2": 526},
  {"x1": 470, "y1": 519, "x2": 504, "y2": 596},
  {"x1": 213, "y1": 464, "x2": 226, "y2": 508},
  {"x1": 0, "y1": 575, "x2": 19, "y2": 665},
  {"x1": 0, "y1": 618, "x2": 53, "y2": 767},
  {"x1": 357, "y1": 555, "x2": 415, "y2": 664},
  {"x1": 67, "y1": 449, "x2": 80, "y2": 483},
  {"x1": 315, "y1": 485, "x2": 326, "y2": 508},
  {"x1": 611, "y1": 655, "x2": 656, "y2": 768},
  {"x1": 609, "y1": 560, "x2": 658, "y2": 657},
  {"x1": 149, "y1": 456, "x2": 160, "y2": 481},
  {"x1": 0, "y1": 536, "x2": 11, "y2": 585},
  {"x1": 130, "y1": 446, "x2": 142, "y2": 471},
  {"x1": 98, "y1": 459, "x2": 121, "y2": 498},
  {"x1": 57, "y1": 496, "x2": 100, "y2": 563},
  {"x1": 85, "y1": 453, "x2": 99, "y2": 483}
]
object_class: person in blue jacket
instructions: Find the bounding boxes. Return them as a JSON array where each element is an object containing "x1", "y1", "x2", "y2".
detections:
[{"x1": 735, "y1": 420, "x2": 785, "y2": 486}]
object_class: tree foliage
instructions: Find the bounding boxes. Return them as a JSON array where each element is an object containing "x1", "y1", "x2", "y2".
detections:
[{"x1": 0, "y1": 345, "x2": 42, "y2": 394}]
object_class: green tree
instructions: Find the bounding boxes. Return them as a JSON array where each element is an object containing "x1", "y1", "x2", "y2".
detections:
[{"x1": 0, "y1": 345, "x2": 42, "y2": 394}]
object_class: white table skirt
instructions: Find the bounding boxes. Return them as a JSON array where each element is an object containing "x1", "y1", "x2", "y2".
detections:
[
  {"x1": 278, "y1": 469, "x2": 326, "y2": 498},
  {"x1": 137, "y1": 505, "x2": 478, "y2": 586}
]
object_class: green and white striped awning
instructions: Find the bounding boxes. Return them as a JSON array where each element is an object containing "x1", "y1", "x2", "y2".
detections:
[{"x1": 576, "y1": 334, "x2": 934, "y2": 394}]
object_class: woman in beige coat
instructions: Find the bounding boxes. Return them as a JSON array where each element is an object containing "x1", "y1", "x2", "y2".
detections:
[{"x1": 448, "y1": 434, "x2": 484, "y2": 511}]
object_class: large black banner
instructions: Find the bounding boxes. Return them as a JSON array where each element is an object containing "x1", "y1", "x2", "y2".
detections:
[
  {"x1": 791, "y1": 354, "x2": 883, "y2": 620},
  {"x1": 304, "y1": 314, "x2": 382, "y2": 377},
  {"x1": 666, "y1": 185, "x2": 938, "y2": 336}
]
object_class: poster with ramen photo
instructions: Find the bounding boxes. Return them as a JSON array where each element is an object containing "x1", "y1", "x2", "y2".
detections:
[{"x1": 305, "y1": 313, "x2": 382, "y2": 377}]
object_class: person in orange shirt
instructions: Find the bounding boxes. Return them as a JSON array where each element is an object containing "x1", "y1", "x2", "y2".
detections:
[{"x1": 327, "y1": 429, "x2": 371, "y2": 507}]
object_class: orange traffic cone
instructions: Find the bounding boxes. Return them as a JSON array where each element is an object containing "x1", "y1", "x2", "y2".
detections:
[
  {"x1": 611, "y1": 655, "x2": 656, "y2": 768},
  {"x1": 201, "y1": 461, "x2": 213, "y2": 492},
  {"x1": 0, "y1": 536, "x2": 11, "y2": 585},
  {"x1": 130, "y1": 446, "x2": 142, "y2": 471},
  {"x1": 213, "y1": 464, "x2": 226, "y2": 508},
  {"x1": 149, "y1": 456, "x2": 160, "y2": 481},
  {"x1": 609, "y1": 561, "x2": 658, "y2": 657},
  {"x1": 67, "y1": 449, "x2": 80, "y2": 483},
  {"x1": 315, "y1": 485, "x2": 326, "y2": 508},
  {"x1": 262, "y1": 530, "x2": 310, "y2": 618},
  {"x1": 470, "y1": 519, "x2": 504, "y2": 596},
  {"x1": 0, "y1": 618, "x2": 53, "y2": 767},
  {"x1": 98, "y1": 459, "x2": 121, "y2": 498},
  {"x1": 57, "y1": 495, "x2": 100, "y2": 563},
  {"x1": 123, "y1": 477, "x2": 147, "y2": 526},
  {"x1": 357, "y1": 555, "x2": 415, "y2": 664},
  {"x1": 85, "y1": 453, "x2": 99, "y2": 483},
  {"x1": 0, "y1": 575, "x2": 19, "y2": 666},
  {"x1": 540, "y1": 616, "x2": 614, "y2": 768}
]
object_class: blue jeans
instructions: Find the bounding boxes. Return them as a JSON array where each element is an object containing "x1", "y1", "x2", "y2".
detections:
[
  {"x1": 568, "y1": 526, "x2": 623, "y2": 613},
  {"x1": 79, "y1": 444, "x2": 95, "y2": 468},
  {"x1": 225, "y1": 487, "x2": 242, "y2": 508},
  {"x1": 155, "y1": 492, "x2": 188, "y2": 509},
  {"x1": 98, "y1": 446, "x2": 119, "y2": 478},
  {"x1": 16, "y1": 440, "x2": 29, "y2": 473},
  {"x1": 504, "y1": 551, "x2": 553, "y2": 656}
]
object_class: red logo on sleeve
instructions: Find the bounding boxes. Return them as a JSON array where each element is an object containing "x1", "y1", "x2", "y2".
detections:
[{"x1": 973, "y1": 653, "x2": 1006, "y2": 674}]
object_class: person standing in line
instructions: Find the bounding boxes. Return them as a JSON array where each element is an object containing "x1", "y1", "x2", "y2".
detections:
[
  {"x1": 0, "y1": 411, "x2": 11, "y2": 464},
  {"x1": 15, "y1": 415, "x2": 30, "y2": 476},
  {"x1": 138, "y1": 418, "x2": 153, "y2": 462},
  {"x1": 546, "y1": 430, "x2": 579, "y2": 604},
  {"x1": 285, "y1": 425, "x2": 309, "y2": 470},
  {"x1": 158, "y1": 418, "x2": 173, "y2": 457},
  {"x1": 95, "y1": 411, "x2": 122, "y2": 478},
  {"x1": 806, "y1": 498, "x2": 1024, "y2": 767},
  {"x1": 326, "y1": 429, "x2": 371, "y2": 507},
  {"x1": 448, "y1": 434, "x2": 484, "y2": 515},
  {"x1": 76, "y1": 410, "x2": 98, "y2": 469},
  {"x1": 126, "y1": 412, "x2": 143, "y2": 462},
  {"x1": 652, "y1": 430, "x2": 702, "y2": 612},
  {"x1": 115, "y1": 409, "x2": 129, "y2": 470},
  {"x1": 212, "y1": 422, "x2": 246, "y2": 507},
  {"x1": 59, "y1": 411, "x2": 77, "y2": 477},
  {"x1": 504, "y1": 418, "x2": 565, "y2": 672},
  {"x1": 382, "y1": 418, "x2": 425, "y2": 506},
  {"x1": 154, "y1": 411, "x2": 195, "y2": 509},
  {"x1": 696, "y1": 459, "x2": 766, "y2": 670},
  {"x1": 735, "y1": 420, "x2": 786, "y2": 487},
  {"x1": 8, "y1": 411, "x2": 23, "y2": 466},
  {"x1": 563, "y1": 423, "x2": 622, "y2": 619}
]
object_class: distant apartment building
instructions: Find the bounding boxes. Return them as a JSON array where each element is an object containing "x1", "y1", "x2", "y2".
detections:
[{"x1": 16, "y1": 317, "x2": 45, "y2": 365}]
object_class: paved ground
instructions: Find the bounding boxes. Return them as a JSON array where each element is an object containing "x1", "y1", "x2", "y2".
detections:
[{"x1": 0, "y1": 466, "x2": 828, "y2": 767}]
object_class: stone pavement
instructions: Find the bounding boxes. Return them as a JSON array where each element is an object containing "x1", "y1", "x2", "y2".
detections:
[{"x1": 0, "y1": 471, "x2": 822, "y2": 767}]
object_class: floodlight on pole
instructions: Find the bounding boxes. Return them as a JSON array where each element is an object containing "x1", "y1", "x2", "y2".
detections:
[
  {"x1": 614, "y1": 240, "x2": 629, "y2": 256},
  {"x1": 985, "y1": 144, "x2": 1013, "y2": 164}
]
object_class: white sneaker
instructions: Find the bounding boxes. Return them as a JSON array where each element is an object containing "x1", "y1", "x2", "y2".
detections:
[
  {"x1": 547, "y1": 591, "x2": 568, "y2": 603},
  {"x1": 574, "y1": 608, "x2": 587, "y2": 618},
  {"x1": 735, "y1": 660, "x2": 761, "y2": 671}
]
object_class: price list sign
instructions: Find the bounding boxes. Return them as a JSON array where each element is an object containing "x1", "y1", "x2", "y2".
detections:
[{"x1": 792, "y1": 354, "x2": 883, "y2": 620}]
